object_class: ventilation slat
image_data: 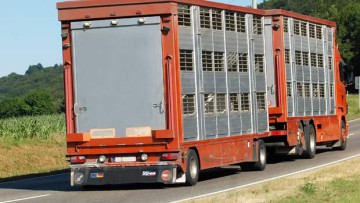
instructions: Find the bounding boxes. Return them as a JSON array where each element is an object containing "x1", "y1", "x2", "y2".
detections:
[
  {"x1": 180, "y1": 49, "x2": 193, "y2": 71},
  {"x1": 239, "y1": 53, "x2": 248, "y2": 72},
  {"x1": 212, "y1": 9, "x2": 223, "y2": 30},
  {"x1": 182, "y1": 94, "x2": 195, "y2": 116},
  {"x1": 253, "y1": 15, "x2": 262, "y2": 35},
  {"x1": 178, "y1": 4, "x2": 191, "y2": 26}
]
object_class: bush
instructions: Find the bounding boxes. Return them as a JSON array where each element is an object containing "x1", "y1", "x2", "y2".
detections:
[
  {"x1": 24, "y1": 91, "x2": 57, "y2": 116},
  {"x1": 0, "y1": 91, "x2": 57, "y2": 119},
  {"x1": 0, "y1": 97, "x2": 28, "y2": 119}
]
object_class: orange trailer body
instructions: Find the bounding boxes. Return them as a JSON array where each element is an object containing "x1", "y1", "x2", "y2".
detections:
[
  {"x1": 263, "y1": 10, "x2": 348, "y2": 154},
  {"x1": 57, "y1": 0, "x2": 348, "y2": 186}
]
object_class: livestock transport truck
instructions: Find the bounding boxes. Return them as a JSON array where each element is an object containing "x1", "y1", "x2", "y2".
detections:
[{"x1": 57, "y1": 0, "x2": 352, "y2": 186}]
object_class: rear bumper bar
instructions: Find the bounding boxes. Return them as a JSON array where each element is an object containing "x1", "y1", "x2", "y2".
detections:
[{"x1": 71, "y1": 165, "x2": 177, "y2": 186}]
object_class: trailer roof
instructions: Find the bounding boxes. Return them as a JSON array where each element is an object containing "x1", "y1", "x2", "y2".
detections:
[
  {"x1": 57, "y1": 0, "x2": 265, "y2": 15},
  {"x1": 265, "y1": 9, "x2": 336, "y2": 27},
  {"x1": 57, "y1": 0, "x2": 336, "y2": 27}
]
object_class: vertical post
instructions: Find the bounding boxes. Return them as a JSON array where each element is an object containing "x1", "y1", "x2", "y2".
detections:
[
  {"x1": 356, "y1": 76, "x2": 360, "y2": 109},
  {"x1": 253, "y1": 0, "x2": 257, "y2": 9}
]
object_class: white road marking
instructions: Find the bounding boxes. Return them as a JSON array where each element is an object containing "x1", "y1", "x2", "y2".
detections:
[
  {"x1": 349, "y1": 118, "x2": 360, "y2": 123},
  {"x1": 349, "y1": 133, "x2": 354, "y2": 137},
  {"x1": 171, "y1": 154, "x2": 360, "y2": 203},
  {"x1": 0, "y1": 194, "x2": 51, "y2": 203}
]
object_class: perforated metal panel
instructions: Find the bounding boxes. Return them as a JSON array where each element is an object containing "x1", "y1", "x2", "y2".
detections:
[
  {"x1": 313, "y1": 99, "x2": 320, "y2": 115},
  {"x1": 284, "y1": 17, "x2": 334, "y2": 117},
  {"x1": 288, "y1": 97, "x2": 294, "y2": 115},
  {"x1": 298, "y1": 98, "x2": 305, "y2": 116},
  {"x1": 181, "y1": 72, "x2": 196, "y2": 94},
  {"x1": 183, "y1": 117, "x2": 198, "y2": 140},
  {"x1": 230, "y1": 114, "x2": 241, "y2": 135},
  {"x1": 305, "y1": 98, "x2": 312, "y2": 115},
  {"x1": 178, "y1": 4, "x2": 268, "y2": 141}
]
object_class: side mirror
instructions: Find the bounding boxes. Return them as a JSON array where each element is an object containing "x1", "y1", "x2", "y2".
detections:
[
  {"x1": 339, "y1": 62, "x2": 353, "y2": 86},
  {"x1": 346, "y1": 65, "x2": 354, "y2": 85}
]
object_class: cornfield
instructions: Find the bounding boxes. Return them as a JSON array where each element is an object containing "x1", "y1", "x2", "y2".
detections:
[{"x1": 0, "y1": 114, "x2": 66, "y2": 140}]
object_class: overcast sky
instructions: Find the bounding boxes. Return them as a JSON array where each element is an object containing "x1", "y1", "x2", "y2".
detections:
[{"x1": 0, "y1": 0, "x2": 264, "y2": 77}]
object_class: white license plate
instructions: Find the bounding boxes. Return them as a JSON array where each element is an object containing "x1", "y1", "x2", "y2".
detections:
[{"x1": 113, "y1": 156, "x2": 136, "y2": 162}]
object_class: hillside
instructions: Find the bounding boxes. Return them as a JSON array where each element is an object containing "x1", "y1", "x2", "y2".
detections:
[
  {"x1": 0, "y1": 64, "x2": 64, "y2": 102},
  {"x1": 0, "y1": 64, "x2": 64, "y2": 118}
]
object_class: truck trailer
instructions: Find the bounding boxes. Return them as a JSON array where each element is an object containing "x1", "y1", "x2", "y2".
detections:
[{"x1": 57, "y1": 0, "x2": 351, "y2": 186}]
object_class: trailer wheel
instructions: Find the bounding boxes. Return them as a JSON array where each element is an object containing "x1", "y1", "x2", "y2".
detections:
[
  {"x1": 303, "y1": 124, "x2": 316, "y2": 159},
  {"x1": 241, "y1": 140, "x2": 266, "y2": 171},
  {"x1": 297, "y1": 122, "x2": 305, "y2": 156},
  {"x1": 185, "y1": 149, "x2": 199, "y2": 186},
  {"x1": 333, "y1": 120, "x2": 347, "y2": 151}
]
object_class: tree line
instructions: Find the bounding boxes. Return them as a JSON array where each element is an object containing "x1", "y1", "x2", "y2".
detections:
[
  {"x1": 0, "y1": 91, "x2": 64, "y2": 119},
  {"x1": 1, "y1": 0, "x2": 359, "y2": 118},
  {"x1": 259, "y1": 0, "x2": 360, "y2": 78},
  {"x1": 0, "y1": 64, "x2": 64, "y2": 119}
]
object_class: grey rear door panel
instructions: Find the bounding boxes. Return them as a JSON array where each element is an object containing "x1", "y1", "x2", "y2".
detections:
[{"x1": 71, "y1": 16, "x2": 165, "y2": 136}]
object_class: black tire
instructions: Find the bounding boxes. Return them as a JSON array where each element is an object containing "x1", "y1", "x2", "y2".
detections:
[
  {"x1": 297, "y1": 122, "x2": 304, "y2": 156},
  {"x1": 241, "y1": 140, "x2": 267, "y2": 171},
  {"x1": 303, "y1": 124, "x2": 316, "y2": 159},
  {"x1": 185, "y1": 149, "x2": 199, "y2": 186},
  {"x1": 333, "y1": 120, "x2": 347, "y2": 151}
]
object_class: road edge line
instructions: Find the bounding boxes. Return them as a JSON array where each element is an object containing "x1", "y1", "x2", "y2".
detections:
[
  {"x1": 349, "y1": 118, "x2": 360, "y2": 123},
  {"x1": 170, "y1": 154, "x2": 360, "y2": 203},
  {"x1": 0, "y1": 194, "x2": 51, "y2": 203}
]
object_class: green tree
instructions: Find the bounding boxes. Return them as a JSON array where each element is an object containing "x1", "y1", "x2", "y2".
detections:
[
  {"x1": 0, "y1": 97, "x2": 28, "y2": 118},
  {"x1": 0, "y1": 64, "x2": 64, "y2": 112},
  {"x1": 25, "y1": 63, "x2": 44, "y2": 75},
  {"x1": 24, "y1": 91, "x2": 57, "y2": 116},
  {"x1": 338, "y1": 3, "x2": 360, "y2": 61}
]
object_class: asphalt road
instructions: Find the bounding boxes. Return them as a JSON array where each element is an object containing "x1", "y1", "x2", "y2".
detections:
[{"x1": 1, "y1": 119, "x2": 360, "y2": 203}]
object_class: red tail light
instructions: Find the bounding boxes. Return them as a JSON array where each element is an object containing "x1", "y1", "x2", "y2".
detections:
[
  {"x1": 70, "y1": 156, "x2": 86, "y2": 164},
  {"x1": 161, "y1": 153, "x2": 178, "y2": 161}
]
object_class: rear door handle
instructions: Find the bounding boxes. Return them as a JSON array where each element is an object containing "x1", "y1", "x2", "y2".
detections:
[
  {"x1": 153, "y1": 101, "x2": 164, "y2": 114},
  {"x1": 74, "y1": 103, "x2": 87, "y2": 116}
]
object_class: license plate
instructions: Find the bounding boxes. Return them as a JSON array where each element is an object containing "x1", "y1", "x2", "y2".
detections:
[{"x1": 112, "y1": 156, "x2": 136, "y2": 162}]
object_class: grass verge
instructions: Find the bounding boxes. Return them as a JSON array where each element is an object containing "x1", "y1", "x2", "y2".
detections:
[
  {"x1": 191, "y1": 157, "x2": 360, "y2": 203},
  {"x1": 0, "y1": 114, "x2": 67, "y2": 180},
  {"x1": 347, "y1": 94, "x2": 360, "y2": 121},
  {"x1": 0, "y1": 135, "x2": 68, "y2": 180}
]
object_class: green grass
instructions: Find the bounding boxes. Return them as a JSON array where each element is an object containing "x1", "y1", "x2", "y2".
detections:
[
  {"x1": 279, "y1": 175, "x2": 360, "y2": 203},
  {"x1": 0, "y1": 114, "x2": 67, "y2": 179},
  {"x1": 347, "y1": 94, "x2": 360, "y2": 120},
  {"x1": 0, "y1": 114, "x2": 65, "y2": 141}
]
